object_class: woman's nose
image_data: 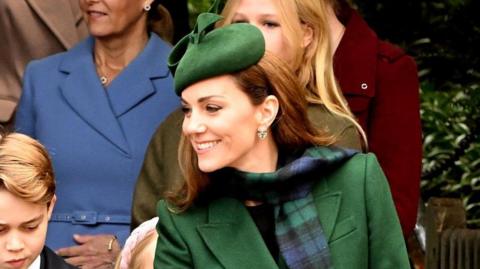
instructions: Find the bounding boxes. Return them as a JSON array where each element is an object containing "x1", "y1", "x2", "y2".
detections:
[{"x1": 183, "y1": 113, "x2": 207, "y2": 134}]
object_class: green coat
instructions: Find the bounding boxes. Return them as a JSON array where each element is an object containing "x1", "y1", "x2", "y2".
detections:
[
  {"x1": 154, "y1": 154, "x2": 409, "y2": 269},
  {"x1": 132, "y1": 104, "x2": 362, "y2": 228}
]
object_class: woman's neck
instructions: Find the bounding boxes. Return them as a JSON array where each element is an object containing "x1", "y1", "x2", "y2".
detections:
[
  {"x1": 93, "y1": 26, "x2": 149, "y2": 84},
  {"x1": 326, "y1": 5, "x2": 346, "y2": 54},
  {"x1": 247, "y1": 137, "x2": 279, "y2": 173}
]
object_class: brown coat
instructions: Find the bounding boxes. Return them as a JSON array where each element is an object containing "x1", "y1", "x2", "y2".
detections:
[{"x1": 0, "y1": 0, "x2": 87, "y2": 123}]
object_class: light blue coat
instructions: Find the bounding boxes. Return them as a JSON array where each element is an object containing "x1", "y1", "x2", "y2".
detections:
[{"x1": 15, "y1": 34, "x2": 179, "y2": 249}]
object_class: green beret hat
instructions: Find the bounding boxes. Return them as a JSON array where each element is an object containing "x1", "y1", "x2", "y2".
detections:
[{"x1": 168, "y1": 13, "x2": 266, "y2": 95}]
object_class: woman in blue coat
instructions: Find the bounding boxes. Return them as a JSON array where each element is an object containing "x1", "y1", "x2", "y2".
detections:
[{"x1": 15, "y1": 0, "x2": 179, "y2": 268}]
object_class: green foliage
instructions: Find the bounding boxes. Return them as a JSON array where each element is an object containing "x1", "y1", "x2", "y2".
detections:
[
  {"x1": 421, "y1": 81, "x2": 480, "y2": 226},
  {"x1": 188, "y1": 0, "x2": 214, "y2": 28}
]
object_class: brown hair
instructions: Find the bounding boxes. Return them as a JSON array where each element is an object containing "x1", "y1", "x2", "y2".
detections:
[
  {"x1": 0, "y1": 132, "x2": 55, "y2": 205},
  {"x1": 167, "y1": 53, "x2": 335, "y2": 211},
  {"x1": 148, "y1": 2, "x2": 174, "y2": 44},
  {"x1": 219, "y1": 0, "x2": 367, "y2": 148}
]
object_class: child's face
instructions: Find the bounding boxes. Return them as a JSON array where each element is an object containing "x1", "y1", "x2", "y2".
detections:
[{"x1": 0, "y1": 190, "x2": 55, "y2": 269}]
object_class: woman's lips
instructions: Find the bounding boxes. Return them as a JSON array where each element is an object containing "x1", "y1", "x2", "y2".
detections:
[
  {"x1": 193, "y1": 140, "x2": 221, "y2": 154},
  {"x1": 87, "y1": 10, "x2": 107, "y2": 19}
]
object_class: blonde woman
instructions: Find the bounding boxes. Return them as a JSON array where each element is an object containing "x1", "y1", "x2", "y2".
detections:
[{"x1": 219, "y1": 0, "x2": 365, "y2": 142}]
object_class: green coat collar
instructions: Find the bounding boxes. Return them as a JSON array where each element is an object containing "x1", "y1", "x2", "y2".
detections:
[
  {"x1": 196, "y1": 179, "x2": 341, "y2": 268},
  {"x1": 197, "y1": 198, "x2": 278, "y2": 268}
]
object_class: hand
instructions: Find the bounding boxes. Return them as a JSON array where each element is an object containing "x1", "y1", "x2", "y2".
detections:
[{"x1": 56, "y1": 234, "x2": 120, "y2": 269}]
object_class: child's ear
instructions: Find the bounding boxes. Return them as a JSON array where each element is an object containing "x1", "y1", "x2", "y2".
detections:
[{"x1": 47, "y1": 195, "x2": 57, "y2": 219}]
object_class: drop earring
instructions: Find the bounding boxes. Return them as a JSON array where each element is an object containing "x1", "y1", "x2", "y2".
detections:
[{"x1": 257, "y1": 128, "x2": 268, "y2": 140}]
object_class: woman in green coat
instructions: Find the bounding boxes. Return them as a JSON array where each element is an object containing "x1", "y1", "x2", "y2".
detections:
[{"x1": 154, "y1": 13, "x2": 409, "y2": 269}]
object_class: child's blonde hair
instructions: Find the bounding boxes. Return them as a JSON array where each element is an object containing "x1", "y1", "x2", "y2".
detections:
[
  {"x1": 0, "y1": 132, "x2": 55, "y2": 205},
  {"x1": 116, "y1": 217, "x2": 159, "y2": 269}
]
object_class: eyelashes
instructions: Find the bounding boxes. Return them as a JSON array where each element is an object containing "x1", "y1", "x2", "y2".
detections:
[{"x1": 181, "y1": 104, "x2": 223, "y2": 116}]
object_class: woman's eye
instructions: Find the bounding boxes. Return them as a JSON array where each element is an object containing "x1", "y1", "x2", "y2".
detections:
[
  {"x1": 181, "y1": 106, "x2": 191, "y2": 116},
  {"x1": 263, "y1": 21, "x2": 280, "y2": 28},
  {"x1": 232, "y1": 19, "x2": 248, "y2": 24},
  {"x1": 206, "y1": 104, "x2": 222, "y2": 113}
]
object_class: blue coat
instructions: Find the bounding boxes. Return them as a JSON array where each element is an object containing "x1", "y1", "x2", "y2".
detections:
[{"x1": 15, "y1": 34, "x2": 179, "y2": 249}]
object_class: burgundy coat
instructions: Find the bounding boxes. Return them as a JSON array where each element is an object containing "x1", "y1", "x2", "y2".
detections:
[{"x1": 334, "y1": 8, "x2": 422, "y2": 236}]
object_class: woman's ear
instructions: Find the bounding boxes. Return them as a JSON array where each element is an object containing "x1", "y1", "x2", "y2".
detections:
[
  {"x1": 145, "y1": 0, "x2": 155, "y2": 8},
  {"x1": 256, "y1": 95, "x2": 279, "y2": 128},
  {"x1": 302, "y1": 24, "x2": 314, "y2": 48},
  {"x1": 47, "y1": 195, "x2": 57, "y2": 219}
]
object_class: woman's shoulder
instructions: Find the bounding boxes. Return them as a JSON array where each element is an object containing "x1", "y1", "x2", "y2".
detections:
[
  {"x1": 25, "y1": 51, "x2": 67, "y2": 74},
  {"x1": 156, "y1": 199, "x2": 209, "y2": 226},
  {"x1": 25, "y1": 37, "x2": 91, "y2": 76},
  {"x1": 321, "y1": 153, "x2": 383, "y2": 189},
  {"x1": 307, "y1": 104, "x2": 362, "y2": 150},
  {"x1": 147, "y1": 33, "x2": 173, "y2": 57},
  {"x1": 336, "y1": 152, "x2": 381, "y2": 175},
  {"x1": 156, "y1": 197, "x2": 245, "y2": 228}
]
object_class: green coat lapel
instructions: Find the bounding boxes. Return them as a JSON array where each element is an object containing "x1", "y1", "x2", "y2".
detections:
[
  {"x1": 312, "y1": 180, "x2": 343, "y2": 241},
  {"x1": 197, "y1": 198, "x2": 278, "y2": 269}
]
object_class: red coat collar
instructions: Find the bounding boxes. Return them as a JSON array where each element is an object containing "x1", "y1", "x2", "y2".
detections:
[{"x1": 333, "y1": 8, "x2": 378, "y2": 96}]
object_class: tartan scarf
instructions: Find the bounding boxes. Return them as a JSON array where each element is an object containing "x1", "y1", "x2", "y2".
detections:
[{"x1": 209, "y1": 146, "x2": 357, "y2": 269}]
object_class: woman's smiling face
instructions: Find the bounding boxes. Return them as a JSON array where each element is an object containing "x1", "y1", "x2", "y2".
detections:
[
  {"x1": 79, "y1": 0, "x2": 153, "y2": 38},
  {"x1": 181, "y1": 75, "x2": 266, "y2": 173}
]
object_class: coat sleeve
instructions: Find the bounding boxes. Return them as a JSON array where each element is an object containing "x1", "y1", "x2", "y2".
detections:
[
  {"x1": 131, "y1": 109, "x2": 184, "y2": 229},
  {"x1": 364, "y1": 154, "x2": 410, "y2": 269},
  {"x1": 368, "y1": 50, "x2": 422, "y2": 236},
  {"x1": 14, "y1": 62, "x2": 37, "y2": 136},
  {"x1": 154, "y1": 201, "x2": 193, "y2": 268}
]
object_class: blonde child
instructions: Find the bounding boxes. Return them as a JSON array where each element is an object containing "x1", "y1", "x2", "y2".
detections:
[{"x1": 0, "y1": 133, "x2": 74, "y2": 269}]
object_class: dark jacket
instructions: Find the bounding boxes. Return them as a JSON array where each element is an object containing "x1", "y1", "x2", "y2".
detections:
[
  {"x1": 41, "y1": 247, "x2": 77, "y2": 269},
  {"x1": 334, "y1": 7, "x2": 422, "y2": 236},
  {"x1": 131, "y1": 104, "x2": 361, "y2": 229},
  {"x1": 154, "y1": 154, "x2": 409, "y2": 269}
]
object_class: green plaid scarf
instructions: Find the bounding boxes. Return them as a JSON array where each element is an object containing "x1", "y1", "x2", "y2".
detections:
[{"x1": 210, "y1": 146, "x2": 357, "y2": 269}]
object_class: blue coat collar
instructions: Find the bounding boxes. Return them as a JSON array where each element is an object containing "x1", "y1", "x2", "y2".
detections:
[{"x1": 57, "y1": 34, "x2": 172, "y2": 155}]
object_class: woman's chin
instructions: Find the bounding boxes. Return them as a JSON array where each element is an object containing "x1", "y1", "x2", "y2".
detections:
[{"x1": 197, "y1": 160, "x2": 225, "y2": 173}]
